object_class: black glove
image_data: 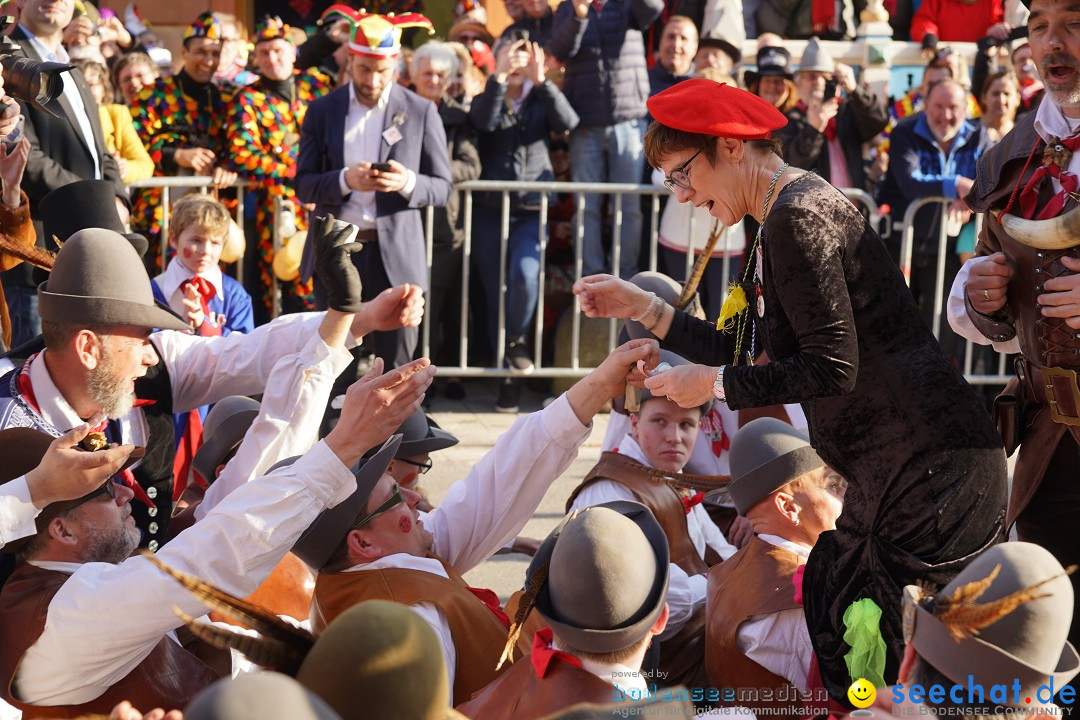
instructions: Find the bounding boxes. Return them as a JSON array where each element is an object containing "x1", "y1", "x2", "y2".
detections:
[{"x1": 313, "y1": 214, "x2": 365, "y2": 312}]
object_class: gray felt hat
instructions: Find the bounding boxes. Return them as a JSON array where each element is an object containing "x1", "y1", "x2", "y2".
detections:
[
  {"x1": 622, "y1": 272, "x2": 703, "y2": 341},
  {"x1": 191, "y1": 395, "x2": 260, "y2": 483},
  {"x1": 529, "y1": 501, "x2": 669, "y2": 654},
  {"x1": 727, "y1": 418, "x2": 825, "y2": 515},
  {"x1": 393, "y1": 407, "x2": 458, "y2": 458},
  {"x1": 185, "y1": 672, "x2": 342, "y2": 720},
  {"x1": 637, "y1": 349, "x2": 711, "y2": 416},
  {"x1": 797, "y1": 36, "x2": 836, "y2": 74},
  {"x1": 37, "y1": 228, "x2": 191, "y2": 332},
  {"x1": 291, "y1": 434, "x2": 402, "y2": 570},
  {"x1": 902, "y1": 542, "x2": 1080, "y2": 703}
]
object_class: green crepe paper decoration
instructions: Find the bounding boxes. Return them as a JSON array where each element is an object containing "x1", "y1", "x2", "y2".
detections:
[{"x1": 842, "y1": 598, "x2": 887, "y2": 689}]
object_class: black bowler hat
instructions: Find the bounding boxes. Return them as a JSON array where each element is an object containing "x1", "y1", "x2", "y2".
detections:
[{"x1": 40, "y1": 179, "x2": 149, "y2": 257}]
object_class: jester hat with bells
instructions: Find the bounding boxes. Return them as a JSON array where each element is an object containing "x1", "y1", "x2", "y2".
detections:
[
  {"x1": 901, "y1": 541, "x2": 1080, "y2": 706},
  {"x1": 348, "y1": 12, "x2": 434, "y2": 58}
]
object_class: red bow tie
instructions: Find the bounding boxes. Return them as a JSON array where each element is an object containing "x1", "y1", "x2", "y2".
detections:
[
  {"x1": 182, "y1": 276, "x2": 221, "y2": 337},
  {"x1": 465, "y1": 586, "x2": 511, "y2": 630}
]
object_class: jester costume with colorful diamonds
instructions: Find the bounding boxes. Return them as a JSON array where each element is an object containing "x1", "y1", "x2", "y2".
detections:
[
  {"x1": 130, "y1": 12, "x2": 234, "y2": 271},
  {"x1": 224, "y1": 16, "x2": 333, "y2": 314}
]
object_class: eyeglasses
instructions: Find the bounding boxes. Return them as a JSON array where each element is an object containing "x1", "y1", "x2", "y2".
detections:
[
  {"x1": 663, "y1": 149, "x2": 702, "y2": 191},
  {"x1": 353, "y1": 483, "x2": 406, "y2": 530},
  {"x1": 70, "y1": 479, "x2": 118, "y2": 510},
  {"x1": 398, "y1": 457, "x2": 433, "y2": 475}
]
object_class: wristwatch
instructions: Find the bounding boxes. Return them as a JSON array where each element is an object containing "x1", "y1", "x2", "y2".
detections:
[{"x1": 712, "y1": 366, "x2": 726, "y2": 402}]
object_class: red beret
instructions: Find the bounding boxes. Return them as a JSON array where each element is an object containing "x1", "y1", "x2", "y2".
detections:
[{"x1": 646, "y1": 79, "x2": 788, "y2": 140}]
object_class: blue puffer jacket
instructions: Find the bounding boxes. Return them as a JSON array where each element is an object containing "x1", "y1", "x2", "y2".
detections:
[{"x1": 549, "y1": 0, "x2": 663, "y2": 128}]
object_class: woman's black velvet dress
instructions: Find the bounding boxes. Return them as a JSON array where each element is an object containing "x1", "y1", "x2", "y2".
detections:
[{"x1": 660, "y1": 173, "x2": 1008, "y2": 702}]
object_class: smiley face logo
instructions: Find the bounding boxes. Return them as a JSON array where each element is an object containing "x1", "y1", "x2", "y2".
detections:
[{"x1": 848, "y1": 678, "x2": 876, "y2": 708}]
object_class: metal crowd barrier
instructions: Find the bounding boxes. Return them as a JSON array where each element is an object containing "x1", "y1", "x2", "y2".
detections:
[
  {"x1": 898, "y1": 196, "x2": 1012, "y2": 385},
  {"x1": 418, "y1": 180, "x2": 884, "y2": 380},
  {"x1": 128, "y1": 177, "x2": 1008, "y2": 388}
]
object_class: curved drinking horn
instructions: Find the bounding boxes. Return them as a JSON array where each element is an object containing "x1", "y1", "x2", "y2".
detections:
[{"x1": 997, "y1": 206, "x2": 1080, "y2": 250}]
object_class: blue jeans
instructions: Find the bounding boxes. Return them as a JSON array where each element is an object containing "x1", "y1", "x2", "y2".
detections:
[
  {"x1": 0, "y1": 273, "x2": 40, "y2": 348},
  {"x1": 570, "y1": 119, "x2": 645, "y2": 278},
  {"x1": 471, "y1": 208, "x2": 541, "y2": 357}
]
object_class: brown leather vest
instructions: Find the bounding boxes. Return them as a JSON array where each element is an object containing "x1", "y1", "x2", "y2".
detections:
[
  {"x1": 569, "y1": 452, "x2": 713, "y2": 689},
  {"x1": 310, "y1": 556, "x2": 516, "y2": 703},
  {"x1": 966, "y1": 111, "x2": 1080, "y2": 523},
  {"x1": 705, "y1": 537, "x2": 804, "y2": 716},
  {"x1": 0, "y1": 563, "x2": 218, "y2": 719},
  {"x1": 569, "y1": 452, "x2": 709, "y2": 575},
  {"x1": 456, "y1": 648, "x2": 616, "y2": 720}
]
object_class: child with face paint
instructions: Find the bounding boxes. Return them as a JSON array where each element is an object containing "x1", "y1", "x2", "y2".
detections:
[
  {"x1": 151, "y1": 194, "x2": 254, "y2": 337},
  {"x1": 151, "y1": 194, "x2": 255, "y2": 493}
]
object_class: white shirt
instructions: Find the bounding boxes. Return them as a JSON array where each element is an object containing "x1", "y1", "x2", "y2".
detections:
[
  {"x1": 338, "y1": 395, "x2": 592, "y2": 705},
  {"x1": 736, "y1": 534, "x2": 814, "y2": 692},
  {"x1": 13, "y1": 439, "x2": 356, "y2": 706},
  {"x1": 947, "y1": 97, "x2": 1077, "y2": 354},
  {"x1": 0, "y1": 477, "x2": 39, "y2": 549},
  {"x1": 337, "y1": 83, "x2": 416, "y2": 229},
  {"x1": 196, "y1": 330, "x2": 352, "y2": 519},
  {"x1": 569, "y1": 435, "x2": 737, "y2": 637},
  {"x1": 19, "y1": 25, "x2": 100, "y2": 180},
  {"x1": 153, "y1": 258, "x2": 226, "y2": 325},
  {"x1": 547, "y1": 638, "x2": 648, "y2": 699}
]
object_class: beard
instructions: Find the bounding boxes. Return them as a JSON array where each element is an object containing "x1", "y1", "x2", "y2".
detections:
[
  {"x1": 80, "y1": 514, "x2": 141, "y2": 564},
  {"x1": 86, "y1": 340, "x2": 136, "y2": 420},
  {"x1": 1041, "y1": 52, "x2": 1080, "y2": 107}
]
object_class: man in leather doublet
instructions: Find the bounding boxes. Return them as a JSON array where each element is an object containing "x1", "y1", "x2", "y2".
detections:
[{"x1": 948, "y1": 0, "x2": 1080, "y2": 656}]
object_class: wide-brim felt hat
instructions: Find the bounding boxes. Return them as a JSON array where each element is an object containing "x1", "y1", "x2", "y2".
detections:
[
  {"x1": 529, "y1": 501, "x2": 669, "y2": 654},
  {"x1": 185, "y1": 672, "x2": 343, "y2": 720},
  {"x1": 698, "y1": 35, "x2": 742, "y2": 65},
  {"x1": 902, "y1": 542, "x2": 1080, "y2": 703},
  {"x1": 0, "y1": 427, "x2": 145, "y2": 551},
  {"x1": 40, "y1": 179, "x2": 149, "y2": 258},
  {"x1": 638, "y1": 349, "x2": 711, "y2": 416},
  {"x1": 38, "y1": 228, "x2": 190, "y2": 332},
  {"x1": 291, "y1": 435, "x2": 403, "y2": 570},
  {"x1": 393, "y1": 407, "x2": 458, "y2": 458},
  {"x1": 726, "y1": 417, "x2": 824, "y2": 515},
  {"x1": 191, "y1": 395, "x2": 260, "y2": 484},
  {"x1": 743, "y1": 45, "x2": 794, "y2": 87}
]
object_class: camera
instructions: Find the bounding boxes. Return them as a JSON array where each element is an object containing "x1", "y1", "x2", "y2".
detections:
[{"x1": 0, "y1": 15, "x2": 74, "y2": 119}]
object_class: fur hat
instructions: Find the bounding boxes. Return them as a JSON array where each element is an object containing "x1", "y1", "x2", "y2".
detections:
[
  {"x1": 291, "y1": 435, "x2": 402, "y2": 569},
  {"x1": 527, "y1": 501, "x2": 669, "y2": 653},
  {"x1": 297, "y1": 600, "x2": 468, "y2": 720},
  {"x1": 726, "y1": 418, "x2": 824, "y2": 515},
  {"x1": 37, "y1": 228, "x2": 191, "y2": 332},
  {"x1": 902, "y1": 542, "x2": 1080, "y2": 704}
]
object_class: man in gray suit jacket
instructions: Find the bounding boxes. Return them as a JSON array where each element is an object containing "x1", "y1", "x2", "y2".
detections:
[{"x1": 296, "y1": 12, "x2": 452, "y2": 368}]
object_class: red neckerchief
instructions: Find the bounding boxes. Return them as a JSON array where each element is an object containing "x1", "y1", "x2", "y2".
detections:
[
  {"x1": 797, "y1": 100, "x2": 838, "y2": 141},
  {"x1": 1018, "y1": 133, "x2": 1080, "y2": 219},
  {"x1": 793, "y1": 563, "x2": 806, "y2": 605},
  {"x1": 531, "y1": 627, "x2": 583, "y2": 678},
  {"x1": 15, "y1": 354, "x2": 156, "y2": 509},
  {"x1": 465, "y1": 586, "x2": 511, "y2": 629},
  {"x1": 681, "y1": 491, "x2": 705, "y2": 515},
  {"x1": 181, "y1": 276, "x2": 221, "y2": 337},
  {"x1": 700, "y1": 406, "x2": 729, "y2": 456}
]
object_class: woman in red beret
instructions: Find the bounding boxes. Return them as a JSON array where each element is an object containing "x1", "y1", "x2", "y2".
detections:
[{"x1": 572, "y1": 79, "x2": 1008, "y2": 705}]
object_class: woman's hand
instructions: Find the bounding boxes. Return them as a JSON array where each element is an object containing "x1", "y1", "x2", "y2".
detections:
[
  {"x1": 643, "y1": 363, "x2": 716, "y2": 409},
  {"x1": 0, "y1": 135, "x2": 28, "y2": 209},
  {"x1": 574, "y1": 274, "x2": 652, "y2": 320}
]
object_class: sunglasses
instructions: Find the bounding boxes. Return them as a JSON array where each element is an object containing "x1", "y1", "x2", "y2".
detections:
[
  {"x1": 70, "y1": 478, "x2": 119, "y2": 510},
  {"x1": 353, "y1": 482, "x2": 406, "y2": 530},
  {"x1": 398, "y1": 457, "x2": 433, "y2": 475}
]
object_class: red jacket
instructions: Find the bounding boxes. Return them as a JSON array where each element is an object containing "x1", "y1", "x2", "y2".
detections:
[{"x1": 910, "y1": 0, "x2": 1003, "y2": 43}]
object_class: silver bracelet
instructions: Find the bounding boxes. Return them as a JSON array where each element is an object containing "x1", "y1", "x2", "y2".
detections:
[
  {"x1": 631, "y1": 292, "x2": 658, "y2": 322},
  {"x1": 643, "y1": 300, "x2": 666, "y2": 331}
]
